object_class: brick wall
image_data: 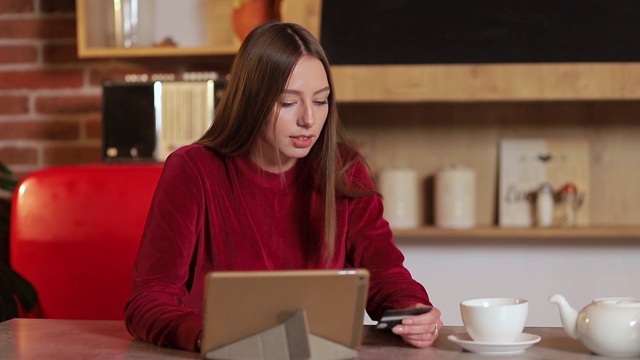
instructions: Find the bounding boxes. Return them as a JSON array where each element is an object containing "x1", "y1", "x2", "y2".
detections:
[{"x1": 0, "y1": 0, "x2": 231, "y2": 179}]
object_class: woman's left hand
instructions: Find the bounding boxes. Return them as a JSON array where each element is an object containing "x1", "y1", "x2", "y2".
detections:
[{"x1": 391, "y1": 303, "x2": 443, "y2": 348}]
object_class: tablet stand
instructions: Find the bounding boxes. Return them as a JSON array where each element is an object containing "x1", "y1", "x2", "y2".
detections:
[{"x1": 204, "y1": 309, "x2": 359, "y2": 360}]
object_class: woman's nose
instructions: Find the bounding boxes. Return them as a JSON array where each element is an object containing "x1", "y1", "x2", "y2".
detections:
[{"x1": 298, "y1": 103, "x2": 315, "y2": 128}]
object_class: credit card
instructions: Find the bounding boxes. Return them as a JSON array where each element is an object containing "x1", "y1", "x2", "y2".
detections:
[{"x1": 374, "y1": 306, "x2": 433, "y2": 330}]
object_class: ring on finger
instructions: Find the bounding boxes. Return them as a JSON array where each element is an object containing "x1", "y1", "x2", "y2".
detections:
[{"x1": 432, "y1": 323, "x2": 439, "y2": 335}]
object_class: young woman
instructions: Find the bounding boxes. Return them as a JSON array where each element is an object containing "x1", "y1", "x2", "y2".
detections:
[{"x1": 125, "y1": 22, "x2": 442, "y2": 352}]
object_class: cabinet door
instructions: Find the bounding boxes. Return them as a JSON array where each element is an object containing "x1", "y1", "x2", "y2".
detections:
[{"x1": 76, "y1": 0, "x2": 322, "y2": 58}]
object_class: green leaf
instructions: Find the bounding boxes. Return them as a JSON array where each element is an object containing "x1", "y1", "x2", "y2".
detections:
[
  {"x1": 0, "y1": 163, "x2": 17, "y2": 192},
  {"x1": 0, "y1": 162, "x2": 12, "y2": 177},
  {"x1": 0, "y1": 177, "x2": 17, "y2": 192}
]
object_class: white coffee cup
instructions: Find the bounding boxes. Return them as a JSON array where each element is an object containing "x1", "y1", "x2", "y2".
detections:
[{"x1": 460, "y1": 297, "x2": 528, "y2": 343}]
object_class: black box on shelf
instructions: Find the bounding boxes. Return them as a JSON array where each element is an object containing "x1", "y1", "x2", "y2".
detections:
[{"x1": 102, "y1": 78, "x2": 226, "y2": 162}]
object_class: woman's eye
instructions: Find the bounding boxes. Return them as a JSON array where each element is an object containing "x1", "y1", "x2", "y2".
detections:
[
  {"x1": 281, "y1": 102, "x2": 296, "y2": 107},
  {"x1": 314, "y1": 99, "x2": 328, "y2": 105}
]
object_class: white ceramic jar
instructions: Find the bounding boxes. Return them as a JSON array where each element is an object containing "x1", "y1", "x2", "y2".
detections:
[
  {"x1": 434, "y1": 164, "x2": 476, "y2": 229},
  {"x1": 378, "y1": 168, "x2": 419, "y2": 229}
]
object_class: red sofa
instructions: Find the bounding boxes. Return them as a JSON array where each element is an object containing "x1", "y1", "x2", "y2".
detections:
[{"x1": 10, "y1": 163, "x2": 163, "y2": 320}]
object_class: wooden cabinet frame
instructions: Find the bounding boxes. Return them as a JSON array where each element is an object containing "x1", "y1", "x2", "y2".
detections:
[
  {"x1": 76, "y1": 0, "x2": 640, "y2": 241},
  {"x1": 75, "y1": 0, "x2": 322, "y2": 58}
]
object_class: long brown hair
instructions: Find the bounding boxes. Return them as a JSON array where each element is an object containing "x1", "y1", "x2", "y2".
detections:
[{"x1": 197, "y1": 22, "x2": 370, "y2": 264}]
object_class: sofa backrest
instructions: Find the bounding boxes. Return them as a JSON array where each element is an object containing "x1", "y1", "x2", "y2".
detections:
[{"x1": 10, "y1": 163, "x2": 163, "y2": 320}]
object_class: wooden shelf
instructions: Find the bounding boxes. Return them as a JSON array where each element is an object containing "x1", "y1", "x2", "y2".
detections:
[
  {"x1": 392, "y1": 226, "x2": 640, "y2": 240},
  {"x1": 77, "y1": 46, "x2": 238, "y2": 59},
  {"x1": 331, "y1": 63, "x2": 640, "y2": 102}
]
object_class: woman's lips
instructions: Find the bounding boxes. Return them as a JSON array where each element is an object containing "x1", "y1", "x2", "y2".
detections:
[{"x1": 291, "y1": 135, "x2": 313, "y2": 148}]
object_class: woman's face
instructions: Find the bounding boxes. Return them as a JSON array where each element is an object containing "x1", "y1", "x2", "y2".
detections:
[{"x1": 253, "y1": 55, "x2": 330, "y2": 173}]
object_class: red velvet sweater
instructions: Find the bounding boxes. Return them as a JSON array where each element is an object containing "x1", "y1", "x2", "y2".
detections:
[{"x1": 124, "y1": 144, "x2": 430, "y2": 351}]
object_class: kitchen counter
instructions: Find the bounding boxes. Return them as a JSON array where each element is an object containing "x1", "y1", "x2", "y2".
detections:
[{"x1": 0, "y1": 318, "x2": 611, "y2": 359}]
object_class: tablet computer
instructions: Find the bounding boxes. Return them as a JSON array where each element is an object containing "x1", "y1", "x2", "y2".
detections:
[{"x1": 201, "y1": 269, "x2": 370, "y2": 356}]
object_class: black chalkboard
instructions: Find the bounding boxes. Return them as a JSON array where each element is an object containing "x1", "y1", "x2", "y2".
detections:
[{"x1": 320, "y1": 0, "x2": 640, "y2": 65}]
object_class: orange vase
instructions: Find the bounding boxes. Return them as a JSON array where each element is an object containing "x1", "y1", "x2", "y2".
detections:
[{"x1": 232, "y1": 0, "x2": 282, "y2": 41}]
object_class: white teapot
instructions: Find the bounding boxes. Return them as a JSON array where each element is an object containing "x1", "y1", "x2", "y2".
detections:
[{"x1": 549, "y1": 294, "x2": 640, "y2": 357}]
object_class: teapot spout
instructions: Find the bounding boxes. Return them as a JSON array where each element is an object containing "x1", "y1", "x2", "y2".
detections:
[{"x1": 549, "y1": 294, "x2": 579, "y2": 339}]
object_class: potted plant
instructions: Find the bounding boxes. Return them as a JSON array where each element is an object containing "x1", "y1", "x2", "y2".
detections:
[{"x1": 0, "y1": 162, "x2": 39, "y2": 321}]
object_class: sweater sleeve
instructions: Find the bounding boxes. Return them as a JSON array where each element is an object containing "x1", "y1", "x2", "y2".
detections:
[
  {"x1": 344, "y1": 162, "x2": 431, "y2": 321},
  {"x1": 124, "y1": 150, "x2": 204, "y2": 352}
]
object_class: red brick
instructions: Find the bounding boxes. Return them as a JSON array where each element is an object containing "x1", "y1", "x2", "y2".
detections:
[
  {"x1": 0, "y1": 45, "x2": 38, "y2": 64},
  {"x1": 44, "y1": 145, "x2": 102, "y2": 165},
  {"x1": 0, "y1": 96, "x2": 29, "y2": 115},
  {"x1": 0, "y1": 0, "x2": 34, "y2": 14},
  {"x1": 0, "y1": 146, "x2": 38, "y2": 165},
  {"x1": 40, "y1": 0, "x2": 76, "y2": 13},
  {"x1": 0, "y1": 119, "x2": 80, "y2": 140},
  {"x1": 36, "y1": 95, "x2": 101, "y2": 115},
  {"x1": 84, "y1": 116, "x2": 102, "y2": 139},
  {"x1": 43, "y1": 43, "x2": 79, "y2": 63},
  {"x1": 0, "y1": 18, "x2": 76, "y2": 40},
  {"x1": 0, "y1": 70, "x2": 83, "y2": 90}
]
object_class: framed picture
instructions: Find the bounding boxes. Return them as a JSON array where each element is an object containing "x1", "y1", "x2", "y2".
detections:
[{"x1": 499, "y1": 138, "x2": 590, "y2": 227}]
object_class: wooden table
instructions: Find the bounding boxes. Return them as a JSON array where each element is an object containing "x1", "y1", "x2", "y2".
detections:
[{"x1": 0, "y1": 319, "x2": 613, "y2": 359}]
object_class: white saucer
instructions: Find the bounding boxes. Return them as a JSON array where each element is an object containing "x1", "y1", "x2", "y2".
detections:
[{"x1": 448, "y1": 333, "x2": 542, "y2": 355}]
